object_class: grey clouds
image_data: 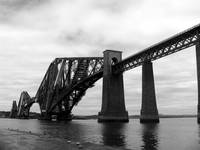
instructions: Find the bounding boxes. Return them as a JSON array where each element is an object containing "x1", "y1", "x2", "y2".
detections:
[{"x1": 0, "y1": 0, "x2": 200, "y2": 115}]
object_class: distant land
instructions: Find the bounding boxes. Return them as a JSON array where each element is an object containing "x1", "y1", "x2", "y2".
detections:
[
  {"x1": 73, "y1": 114, "x2": 197, "y2": 120},
  {"x1": 0, "y1": 111, "x2": 40, "y2": 119},
  {"x1": 0, "y1": 111, "x2": 197, "y2": 119}
]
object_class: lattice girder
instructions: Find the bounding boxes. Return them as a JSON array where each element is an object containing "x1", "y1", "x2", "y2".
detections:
[
  {"x1": 17, "y1": 91, "x2": 32, "y2": 118},
  {"x1": 35, "y1": 57, "x2": 103, "y2": 116},
  {"x1": 113, "y1": 24, "x2": 200, "y2": 73}
]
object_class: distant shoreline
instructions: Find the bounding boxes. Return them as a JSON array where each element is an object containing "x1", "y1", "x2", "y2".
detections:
[
  {"x1": 0, "y1": 111, "x2": 197, "y2": 120},
  {"x1": 73, "y1": 114, "x2": 197, "y2": 120}
]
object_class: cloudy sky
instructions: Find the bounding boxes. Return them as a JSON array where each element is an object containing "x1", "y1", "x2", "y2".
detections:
[{"x1": 0, "y1": 0, "x2": 200, "y2": 115}]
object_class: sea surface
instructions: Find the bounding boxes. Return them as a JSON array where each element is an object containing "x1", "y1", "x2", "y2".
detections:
[{"x1": 0, "y1": 118, "x2": 200, "y2": 150}]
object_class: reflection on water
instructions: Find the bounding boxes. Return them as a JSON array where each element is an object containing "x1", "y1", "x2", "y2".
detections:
[
  {"x1": 199, "y1": 124, "x2": 200, "y2": 144},
  {"x1": 101, "y1": 123, "x2": 127, "y2": 147},
  {"x1": 0, "y1": 118, "x2": 199, "y2": 150},
  {"x1": 141, "y1": 124, "x2": 159, "y2": 150}
]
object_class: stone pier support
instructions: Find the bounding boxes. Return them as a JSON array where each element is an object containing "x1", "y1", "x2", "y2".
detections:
[
  {"x1": 98, "y1": 50, "x2": 129, "y2": 122},
  {"x1": 196, "y1": 41, "x2": 200, "y2": 123},
  {"x1": 140, "y1": 61, "x2": 159, "y2": 123}
]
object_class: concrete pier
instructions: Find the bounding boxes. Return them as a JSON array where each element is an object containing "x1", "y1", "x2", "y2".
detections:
[
  {"x1": 98, "y1": 50, "x2": 129, "y2": 122},
  {"x1": 196, "y1": 41, "x2": 200, "y2": 123},
  {"x1": 140, "y1": 61, "x2": 159, "y2": 123}
]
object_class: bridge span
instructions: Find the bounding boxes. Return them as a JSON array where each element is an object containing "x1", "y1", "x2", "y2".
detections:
[{"x1": 11, "y1": 23, "x2": 200, "y2": 123}]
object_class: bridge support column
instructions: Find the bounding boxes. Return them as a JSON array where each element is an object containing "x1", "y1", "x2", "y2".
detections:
[
  {"x1": 196, "y1": 41, "x2": 200, "y2": 123},
  {"x1": 140, "y1": 61, "x2": 159, "y2": 123},
  {"x1": 98, "y1": 50, "x2": 129, "y2": 122},
  {"x1": 40, "y1": 111, "x2": 51, "y2": 120}
]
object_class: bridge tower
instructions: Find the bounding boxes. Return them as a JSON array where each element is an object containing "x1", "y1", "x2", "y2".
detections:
[
  {"x1": 196, "y1": 41, "x2": 200, "y2": 123},
  {"x1": 140, "y1": 61, "x2": 159, "y2": 123},
  {"x1": 9, "y1": 100, "x2": 18, "y2": 118},
  {"x1": 98, "y1": 50, "x2": 129, "y2": 122},
  {"x1": 17, "y1": 91, "x2": 31, "y2": 119}
]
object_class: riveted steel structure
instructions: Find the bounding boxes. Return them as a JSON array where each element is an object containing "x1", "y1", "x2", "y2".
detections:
[
  {"x1": 13, "y1": 23, "x2": 200, "y2": 123},
  {"x1": 111, "y1": 23, "x2": 200, "y2": 123},
  {"x1": 17, "y1": 91, "x2": 33, "y2": 118},
  {"x1": 113, "y1": 24, "x2": 200, "y2": 73},
  {"x1": 35, "y1": 57, "x2": 104, "y2": 120}
]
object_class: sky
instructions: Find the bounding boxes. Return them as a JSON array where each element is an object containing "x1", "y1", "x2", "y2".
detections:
[{"x1": 0, "y1": 0, "x2": 200, "y2": 115}]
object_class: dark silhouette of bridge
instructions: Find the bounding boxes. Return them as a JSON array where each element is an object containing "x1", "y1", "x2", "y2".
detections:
[{"x1": 10, "y1": 23, "x2": 200, "y2": 123}]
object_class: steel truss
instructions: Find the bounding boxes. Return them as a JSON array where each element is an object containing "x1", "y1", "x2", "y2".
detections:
[
  {"x1": 14, "y1": 23, "x2": 200, "y2": 119},
  {"x1": 35, "y1": 57, "x2": 103, "y2": 118},
  {"x1": 113, "y1": 24, "x2": 200, "y2": 73},
  {"x1": 17, "y1": 91, "x2": 32, "y2": 118}
]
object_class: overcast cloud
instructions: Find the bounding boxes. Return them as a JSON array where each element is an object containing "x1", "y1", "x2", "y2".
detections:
[{"x1": 0, "y1": 0, "x2": 200, "y2": 115}]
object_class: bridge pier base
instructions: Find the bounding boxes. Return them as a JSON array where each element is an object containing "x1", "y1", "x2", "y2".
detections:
[
  {"x1": 39, "y1": 112, "x2": 51, "y2": 120},
  {"x1": 196, "y1": 42, "x2": 200, "y2": 123},
  {"x1": 98, "y1": 50, "x2": 129, "y2": 122},
  {"x1": 140, "y1": 61, "x2": 159, "y2": 123}
]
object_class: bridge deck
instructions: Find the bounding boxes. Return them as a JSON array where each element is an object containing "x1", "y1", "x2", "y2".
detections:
[
  {"x1": 18, "y1": 23, "x2": 200, "y2": 119},
  {"x1": 113, "y1": 23, "x2": 200, "y2": 73}
]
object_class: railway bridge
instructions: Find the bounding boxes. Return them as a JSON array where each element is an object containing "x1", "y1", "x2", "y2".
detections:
[{"x1": 11, "y1": 23, "x2": 200, "y2": 123}]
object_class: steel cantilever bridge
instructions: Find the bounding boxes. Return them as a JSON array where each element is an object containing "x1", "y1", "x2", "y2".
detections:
[{"x1": 10, "y1": 23, "x2": 200, "y2": 123}]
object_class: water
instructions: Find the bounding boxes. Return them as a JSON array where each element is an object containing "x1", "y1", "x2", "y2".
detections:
[{"x1": 0, "y1": 118, "x2": 200, "y2": 150}]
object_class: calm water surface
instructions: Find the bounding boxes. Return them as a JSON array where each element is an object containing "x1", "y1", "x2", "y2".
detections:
[{"x1": 0, "y1": 118, "x2": 200, "y2": 150}]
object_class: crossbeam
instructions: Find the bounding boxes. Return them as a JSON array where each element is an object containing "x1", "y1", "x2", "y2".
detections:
[{"x1": 113, "y1": 23, "x2": 200, "y2": 73}]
